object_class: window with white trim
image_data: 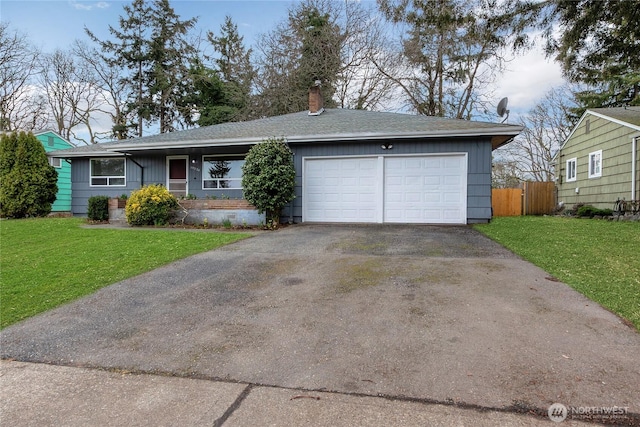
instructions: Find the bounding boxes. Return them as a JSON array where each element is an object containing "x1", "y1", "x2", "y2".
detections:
[
  {"x1": 202, "y1": 156, "x2": 244, "y2": 189},
  {"x1": 566, "y1": 158, "x2": 576, "y2": 182},
  {"x1": 90, "y1": 158, "x2": 126, "y2": 186},
  {"x1": 49, "y1": 157, "x2": 62, "y2": 168},
  {"x1": 588, "y1": 150, "x2": 602, "y2": 178}
]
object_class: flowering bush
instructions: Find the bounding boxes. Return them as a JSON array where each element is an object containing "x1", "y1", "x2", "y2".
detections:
[{"x1": 125, "y1": 184, "x2": 178, "y2": 226}]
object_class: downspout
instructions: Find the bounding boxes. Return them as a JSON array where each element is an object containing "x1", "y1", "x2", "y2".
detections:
[
  {"x1": 128, "y1": 157, "x2": 144, "y2": 187},
  {"x1": 632, "y1": 136, "x2": 638, "y2": 201}
]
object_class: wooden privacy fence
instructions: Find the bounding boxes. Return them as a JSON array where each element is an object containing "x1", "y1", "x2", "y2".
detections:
[
  {"x1": 492, "y1": 188, "x2": 523, "y2": 216},
  {"x1": 523, "y1": 181, "x2": 556, "y2": 215},
  {"x1": 492, "y1": 182, "x2": 556, "y2": 217}
]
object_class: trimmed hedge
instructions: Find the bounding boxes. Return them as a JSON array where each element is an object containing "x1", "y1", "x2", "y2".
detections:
[{"x1": 87, "y1": 196, "x2": 110, "y2": 221}]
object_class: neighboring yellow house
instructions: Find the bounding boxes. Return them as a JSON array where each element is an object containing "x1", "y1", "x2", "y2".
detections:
[{"x1": 555, "y1": 107, "x2": 640, "y2": 210}]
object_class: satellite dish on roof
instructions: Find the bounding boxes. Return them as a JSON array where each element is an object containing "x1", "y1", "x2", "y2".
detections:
[{"x1": 497, "y1": 97, "x2": 510, "y2": 123}]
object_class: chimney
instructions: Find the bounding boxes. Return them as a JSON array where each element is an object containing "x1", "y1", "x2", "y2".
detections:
[{"x1": 308, "y1": 80, "x2": 324, "y2": 116}]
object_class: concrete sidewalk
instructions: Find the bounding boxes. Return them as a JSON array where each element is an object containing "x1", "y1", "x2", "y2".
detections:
[{"x1": 1, "y1": 360, "x2": 594, "y2": 426}]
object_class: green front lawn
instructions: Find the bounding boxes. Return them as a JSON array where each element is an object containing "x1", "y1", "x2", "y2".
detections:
[
  {"x1": 0, "y1": 218, "x2": 251, "y2": 329},
  {"x1": 475, "y1": 216, "x2": 640, "y2": 331}
]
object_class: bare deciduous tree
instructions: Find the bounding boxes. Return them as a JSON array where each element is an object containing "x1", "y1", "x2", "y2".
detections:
[
  {"x1": 39, "y1": 49, "x2": 105, "y2": 143},
  {"x1": 491, "y1": 159, "x2": 521, "y2": 188},
  {"x1": 72, "y1": 41, "x2": 130, "y2": 141},
  {"x1": 497, "y1": 85, "x2": 578, "y2": 182},
  {"x1": 0, "y1": 22, "x2": 47, "y2": 132},
  {"x1": 335, "y1": 1, "x2": 397, "y2": 110},
  {"x1": 377, "y1": 0, "x2": 540, "y2": 119}
]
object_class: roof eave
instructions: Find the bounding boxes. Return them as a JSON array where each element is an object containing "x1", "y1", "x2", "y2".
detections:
[
  {"x1": 49, "y1": 126, "x2": 524, "y2": 156},
  {"x1": 108, "y1": 137, "x2": 265, "y2": 152}
]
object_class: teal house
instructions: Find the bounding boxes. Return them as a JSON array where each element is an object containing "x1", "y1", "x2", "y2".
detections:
[{"x1": 36, "y1": 130, "x2": 74, "y2": 213}]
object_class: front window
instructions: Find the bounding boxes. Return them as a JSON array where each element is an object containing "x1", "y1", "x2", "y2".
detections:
[
  {"x1": 566, "y1": 158, "x2": 576, "y2": 182},
  {"x1": 202, "y1": 156, "x2": 244, "y2": 189},
  {"x1": 90, "y1": 158, "x2": 126, "y2": 186},
  {"x1": 588, "y1": 150, "x2": 602, "y2": 178}
]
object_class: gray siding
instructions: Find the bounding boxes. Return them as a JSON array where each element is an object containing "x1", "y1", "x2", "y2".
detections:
[
  {"x1": 71, "y1": 154, "x2": 244, "y2": 215},
  {"x1": 70, "y1": 139, "x2": 493, "y2": 223},
  {"x1": 283, "y1": 137, "x2": 493, "y2": 224}
]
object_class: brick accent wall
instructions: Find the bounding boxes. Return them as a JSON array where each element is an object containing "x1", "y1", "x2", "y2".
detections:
[{"x1": 177, "y1": 199, "x2": 257, "y2": 210}]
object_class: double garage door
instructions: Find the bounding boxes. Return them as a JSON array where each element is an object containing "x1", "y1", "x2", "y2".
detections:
[{"x1": 303, "y1": 154, "x2": 467, "y2": 224}]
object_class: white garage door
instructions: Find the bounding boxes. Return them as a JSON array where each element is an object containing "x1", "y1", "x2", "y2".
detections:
[
  {"x1": 384, "y1": 155, "x2": 466, "y2": 224},
  {"x1": 303, "y1": 154, "x2": 467, "y2": 224},
  {"x1": 304, "y1": 157, "x2": 381, "y2": 223}
]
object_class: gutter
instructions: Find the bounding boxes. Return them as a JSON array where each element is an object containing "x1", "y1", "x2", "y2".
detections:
[{"x1": 49, "y1": 151, "x2": 121, "y2": 158}]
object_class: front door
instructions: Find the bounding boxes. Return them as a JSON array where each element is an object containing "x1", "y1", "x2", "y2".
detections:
[{"x1": 167, "y1": 156, "x2": 188, "y2": 198}]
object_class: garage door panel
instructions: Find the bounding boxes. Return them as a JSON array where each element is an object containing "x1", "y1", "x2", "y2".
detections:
[
  {"x1": 404, "y1": 175, "x2": 422, "y2": 186},
  {"x1": 443, "y1": 192, "x2": 463, "y2": 202},
  {"x1": 341, "y1": 177, "x2": 358, "y2": 186},
  {"x1": 424, "y1": 193, "x2": 442, "y2": 203},
  {"x1": 404, "y1": 192, "x2": 422, "y2": 202},
  {"x1": 444, "y1": 157, "x2": 463, "y2": 168},
  {"x1": 425, "y1": 158, "x2": 442, "y2": 168},
  {"x1": 443, "y1": 175, "x2": 462, "y2": 185},
  {"x1": 423, "y1": 210, "x2": 444, "y2": 220}
]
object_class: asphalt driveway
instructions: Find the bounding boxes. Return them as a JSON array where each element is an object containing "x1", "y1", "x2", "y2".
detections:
[{"x1": 2, "y1": 224, "x2": 639, "y2": 418}]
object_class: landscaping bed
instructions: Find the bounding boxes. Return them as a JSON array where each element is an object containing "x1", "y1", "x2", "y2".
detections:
[{"x1": 108, "y1": 197, "x2": 265, "y2": 227}]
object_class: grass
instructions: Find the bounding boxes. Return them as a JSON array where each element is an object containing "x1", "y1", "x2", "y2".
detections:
[
  {"x1": 475, "y1": 216, "x2": 640, "y2": 331},
  {"x1": 0, "y1": 217, "x2": 251, "y2": 329}
]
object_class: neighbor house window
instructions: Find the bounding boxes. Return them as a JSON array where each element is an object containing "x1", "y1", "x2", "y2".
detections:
[
  {"x1": 90, "y1": 158, "x2": 126, "y2": 186},
  {"x1": 49, "y1": 157, "x2": 62, "y2": 168},
  {"x1": 202, "y1": 156, "x2": 244, "y2": 189},
  {"x1": 588, "y1": 150, "x2": 602, "y2": 178},
  {"x1": 566, "y1": 158, "x2": 576, "y2": 182}
]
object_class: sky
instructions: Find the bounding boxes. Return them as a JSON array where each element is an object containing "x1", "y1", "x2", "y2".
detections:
[{"x1": 1, "y1": 0, "x2": 566, "y2": 136}]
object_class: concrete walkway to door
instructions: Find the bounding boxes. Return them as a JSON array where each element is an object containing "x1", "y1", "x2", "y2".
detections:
[{"x1": 1, "y1": 225, "x2": 639, "y2": 425}]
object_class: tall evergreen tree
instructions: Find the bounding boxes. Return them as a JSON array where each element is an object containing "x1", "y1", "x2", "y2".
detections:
[
  {"x1": 86, "y1": 0, "x2": 152, "y2": 137},
  {"x1": 548, "y1": 0, "x2": 639, "y2": 108},
  {"x1": 208, "y1": 16, "x2": 255, "y2": 121},
  {"x1": 86, "y1": 0, "x2": 197, "y2": 136},
  {"x1": 292, "y1": 5, "x2": 342, "y2": 109},
  {"x1": 181, "y1": 58, "x2": 233, "y2": 127},
  {"x1": 255, "y1": 0, "x2": 343, "y2": 117},
  {"x1": 0, "y1": 132, "x2": 57, "y2": 218},
  {"x1": 147, "y1": 0, "x2": 197, "y2": 133}
]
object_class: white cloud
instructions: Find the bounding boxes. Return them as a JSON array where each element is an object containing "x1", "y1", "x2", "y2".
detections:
[
  {"x1": 492, "y1": 47, "x2": 566, "y2": 118},
  {"x1": 68, "y1": 1, "x2": 110, "y2": 12}
]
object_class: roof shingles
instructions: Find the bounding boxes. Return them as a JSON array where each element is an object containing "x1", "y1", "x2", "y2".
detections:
[{"x1": 50, "y1": 109, "x2": 523, "y2": 156}]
